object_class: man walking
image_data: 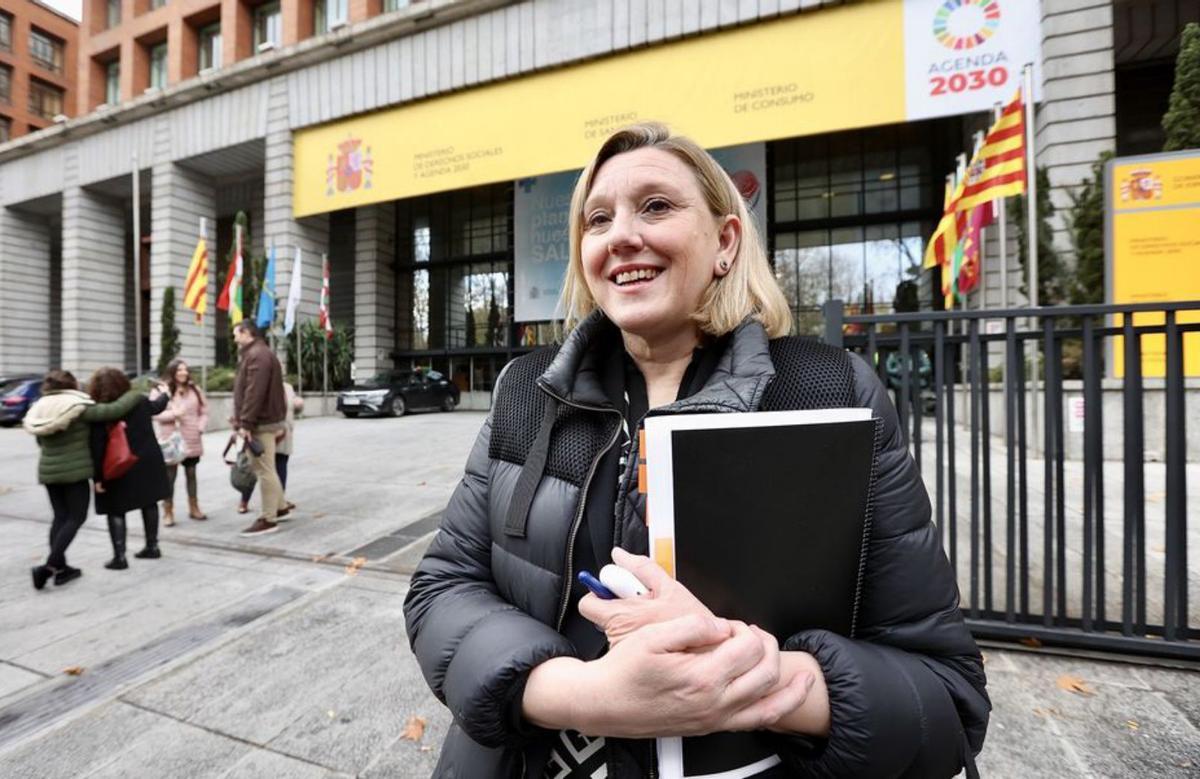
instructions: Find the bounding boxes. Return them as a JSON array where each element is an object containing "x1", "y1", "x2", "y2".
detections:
[{"x1": 232, "y1": 320, "x2": 288, "y2": 536}]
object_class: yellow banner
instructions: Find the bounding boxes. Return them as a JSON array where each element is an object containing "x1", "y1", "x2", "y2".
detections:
[
  {"x1": 294, "y1": 2, "x2": 904, "y2": 217},
  {"x1": 1110, "y1": 152, "x2": 1200, "y2": 377}
]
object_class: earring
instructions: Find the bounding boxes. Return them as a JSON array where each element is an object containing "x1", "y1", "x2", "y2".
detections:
[{"x1": 719, "y1": 260, "x2": 729, "y2": 271}]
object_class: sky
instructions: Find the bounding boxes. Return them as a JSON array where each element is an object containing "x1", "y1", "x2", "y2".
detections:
[{"x1": 40, "y1": 0, "x2": 82, "y2": 22}]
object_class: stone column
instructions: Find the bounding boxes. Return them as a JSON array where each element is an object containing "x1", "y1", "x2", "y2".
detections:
[
  {"x1": 150, "y1": 158, "x2": 217, "y2": 373},
  {"x1": 354, "y1": 203, "x2": 396, "y2": 376},
  {"x1": 263, "y1": 76, "x2": 329, "y2": 379},
  {"x1": 0, "y1": 206, "x2": 54, "y2": 374},
  {"x1": 1037, "y1": 0, "x2": 1118, "y2": 271},
  {"x1": 61, "y1": 184, "x2": 128, "y2": 375}
]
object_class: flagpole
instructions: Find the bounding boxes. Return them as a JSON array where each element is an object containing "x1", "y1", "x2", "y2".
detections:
[
  {"x1": 132, "y1": 154, "x2": 142, "y2": 376},
  {"x1": 1023, "y1": 63, "x2": 1041, "y2": 454},
  {"x1": 200, "y1": 217, "x2": 208, "y2": 392},
  {"x1": 994, "y1": 102, "x2": 1009, "y2": 312},
  {"x1": 971, "y1": 130, "x2": 986, "y2": 313},
  {"x1": 296, "y1": 246, "x2": 303, "y2": 398}
]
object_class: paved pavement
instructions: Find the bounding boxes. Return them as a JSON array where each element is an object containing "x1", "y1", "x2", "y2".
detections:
[{"x1": 0, "y1": 411, "x2": 1196, "y2": 777}]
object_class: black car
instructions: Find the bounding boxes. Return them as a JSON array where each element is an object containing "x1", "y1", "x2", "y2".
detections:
[{"x1": 336, "y1": 369, "x2": 460, "y2": 418}]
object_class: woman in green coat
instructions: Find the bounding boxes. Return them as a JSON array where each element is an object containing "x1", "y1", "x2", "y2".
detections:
[{"x1": 22, "y1": 369, "x2": 143, "y2": 589}]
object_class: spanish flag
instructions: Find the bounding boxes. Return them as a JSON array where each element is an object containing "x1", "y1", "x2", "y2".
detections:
[
  {"x1": 955, "y1": 89, "x2": 1027, "y2": 213},
  {"x1": 183, "y1": 238, "x2": 208, "y2": 321}
]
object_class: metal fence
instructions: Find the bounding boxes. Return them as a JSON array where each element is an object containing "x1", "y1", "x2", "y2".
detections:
[{"x1": 822, "y1": 300, "x2": 1199, "y2": 661}]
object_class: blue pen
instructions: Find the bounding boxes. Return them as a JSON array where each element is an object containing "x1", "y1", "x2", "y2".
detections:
[{"x1": 578, "y1": 570, "x2": 617, "y2": 599}]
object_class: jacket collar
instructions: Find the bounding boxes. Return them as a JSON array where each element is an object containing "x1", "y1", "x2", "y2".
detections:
[{"x1": 539, "y1": 310, "x2": 776, "y2": 413}]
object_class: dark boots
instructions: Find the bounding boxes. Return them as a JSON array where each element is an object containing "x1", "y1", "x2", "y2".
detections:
[
  {"x1": 134, "y1": 505, "x2": 161, "y2": 559},
  {"x1": 105, "y1": 515, "x2": 128, "y2": 570}
]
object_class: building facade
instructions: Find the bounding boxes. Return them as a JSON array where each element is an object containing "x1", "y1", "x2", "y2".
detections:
[
  {"x1": 0, "y1": 0, "x2": 79, "y2": 142},
  {"x1": 0, "y1": 0, "x2": 1193, "y2": 405}
]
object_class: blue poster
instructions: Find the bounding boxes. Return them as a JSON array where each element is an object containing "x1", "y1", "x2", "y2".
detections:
[{"x1": 514, "y1": 170, "x2": 578, "y2": 322}]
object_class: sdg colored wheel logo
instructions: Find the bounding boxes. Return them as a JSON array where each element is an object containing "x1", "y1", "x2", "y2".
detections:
[{"x1": 933, "y1": 0, "x2": 1001, "y2": 51}]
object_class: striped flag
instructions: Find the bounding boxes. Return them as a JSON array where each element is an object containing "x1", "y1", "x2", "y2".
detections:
[
  {"x1": 922, "y1": 176, "x2": 966, "y2": 271},
  {"x1": 217, "y1": 225, "x2": 244, "y2": 324},
  {"x1": 955, "y1": 89, "x2": 1027, "y2": 213},
  {"x1": 318, "y1": 255, "x2": 332, "y2": 340},
  {"x1": 183, "y1": 237, "x2": 208, "y2": 321}
]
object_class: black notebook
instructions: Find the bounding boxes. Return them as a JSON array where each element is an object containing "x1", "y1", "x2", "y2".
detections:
[{"x1": 644, "y1": 408, "x2": 879, "y2": 779}]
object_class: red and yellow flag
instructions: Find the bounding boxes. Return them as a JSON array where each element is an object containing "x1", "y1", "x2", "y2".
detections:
[
  {"x1": 183, "y1": 238, "x2": 208, "y2": 321},
  {"x1": 922, "y1": 177, "x2": 966, "y2": 271},
  {"x1": 956, "y1": 89, "x2": 1027, "y2": 213}
]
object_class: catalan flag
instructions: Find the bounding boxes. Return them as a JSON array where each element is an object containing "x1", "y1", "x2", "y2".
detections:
[
  {"x1": 955, "y1": 89, "x2": 1027, "y2": 213},
  {"x1": 183, "y1": 237, "x2": 209, "y2": 321}
]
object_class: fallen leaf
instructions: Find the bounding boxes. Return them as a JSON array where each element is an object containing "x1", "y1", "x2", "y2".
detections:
[
  {"x1": 1056, "y1": 674, "x2": 1094, "y2": 697},
  {"x1": 345, "y1": 556, "x2": 367, "y2": 576},
  {"x1": 402, "y1": 716, "x2": 427, "y2": 741},
  {"x1": 312, "y1": 512, "x2": 327, "y2": 519},
  {"x1": 1124, "y1": 720, "x2": 1139, "y2": 731},
  {"x1": 311, "y1": 553, "x2": 332, "y2": 563},
  {"x1": 62, "y1": 666, "x2": 85, "y2": 676},
  {"x1": 1019, "y1": 637, "x2": 1043, "y2": 648},
  {"x1": 1032, "y1": 707, "x2": 1061, "y2": 719}
]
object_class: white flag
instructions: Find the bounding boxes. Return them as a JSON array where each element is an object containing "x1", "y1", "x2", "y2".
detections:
[{"x1": 284, "y1": 246, "x2": 303, "y2": 335}]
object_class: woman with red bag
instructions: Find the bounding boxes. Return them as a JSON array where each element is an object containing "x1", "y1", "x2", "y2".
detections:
[
  {"x1": 87, "y1": 368, "x2": 171, "y2": 570},
  {"x1": 23, "y1": 370, "x2": 144, "y2": 590}
]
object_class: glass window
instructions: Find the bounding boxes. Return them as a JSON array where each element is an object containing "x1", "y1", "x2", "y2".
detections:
[
  {"x1": 0, "y1": 116, "x2": 10, "y2": 143},
  {"x1": 0, "y1": 13, "x2": 12, "y2": 53},
  {"x1": 29, "y1": 29, "x2": 65, "y2": 74},
  {"x1": 198, "y1": 24, "x2": 221, "y2": 71},
  {"x1": 27, "y1": 79, "x2": 64, "y2": 120},
  {"x1": 106, "y1": 0, "x2": 121, "y2": 28},
  {"x1": 105, "y1": 61, "x2": 120, "y2": 105},
  {"x1": 383, "y1": 0, "x2": 410, "y2": 10},
  {"x1": 149, "y1": 43, "x2": 167, "y2": 89},
  {"x1": 315, "y1": 0, "x2": 348, "y2": 34},
  {"x1": 0, "y1": 65, "x2": 10, "y2": 105},
  {"x1": 253, "y1": 2, "x2": 282, "y2": 50}
]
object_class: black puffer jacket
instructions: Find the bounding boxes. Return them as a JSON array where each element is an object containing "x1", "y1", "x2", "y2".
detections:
[{"x1": 404, "y1": 313, "x2": 989, "y2": 777}]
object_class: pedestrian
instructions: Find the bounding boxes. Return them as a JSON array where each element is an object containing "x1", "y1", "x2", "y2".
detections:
[
  {"x1": 154, "y1": 358, "x2": 210, "y2": 525},
  {"x1": 88, "y1": 369, "x2": 172, "y2": 569},
  {"x1": 237, "y1": 380, "x2": 302, "y2": 516},
  {"x1": 404, "y1": 123, "x2": 988, "y2": 776},
  {"x1": 231, "y1": 320, "x2": 288, "y2": 536},
  {"x1": 23, "y1": 369, "x2": 144, "y2": 589}
]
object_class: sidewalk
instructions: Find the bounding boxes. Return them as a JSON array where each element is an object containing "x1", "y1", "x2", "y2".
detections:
[{"x1": 0, "y1": 413, "x2": 1196, "y2": 777}]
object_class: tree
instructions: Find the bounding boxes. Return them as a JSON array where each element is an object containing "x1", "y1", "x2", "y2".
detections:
[
  {"x1": 1067, "y1": 151, "x2": 1113, "y2": 305},
  {"x1": 1163, "y1": 22, "x2": 1200, "y2": 152},
  {"x1": 1012, "y1": 166, "x2": 1068, "y2": 306},
  {"x1": 157, "y1": 286, "x2": 181, "y2": 376}
]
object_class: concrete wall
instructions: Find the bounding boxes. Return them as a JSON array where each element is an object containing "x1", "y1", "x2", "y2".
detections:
[
  {"x1": 60, "y1": 181, "x2": 127, "y2": 375},
  {"x1": 0, "y1": 207, "x2": 54, "y2": 374},
  {"x1": 353, "y1": 202, "x2": 397, "y2": 377}
]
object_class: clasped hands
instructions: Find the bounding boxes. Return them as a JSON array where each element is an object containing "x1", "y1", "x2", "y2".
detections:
[{"x1": 524, "y1": 548, "x2": 827, "y2": 740}]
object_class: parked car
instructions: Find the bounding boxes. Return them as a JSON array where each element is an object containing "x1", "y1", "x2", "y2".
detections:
[
  {"x1": 337, "y1": 369, "x2": 459, "y2": 418},
  {"x1": 0, "y1": 376, "x2": 43, "y2": 426}
]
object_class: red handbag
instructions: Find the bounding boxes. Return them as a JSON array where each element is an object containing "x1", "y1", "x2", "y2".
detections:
[{"x1": 102, "y1": 421, "x2": 139, "y2": 481}]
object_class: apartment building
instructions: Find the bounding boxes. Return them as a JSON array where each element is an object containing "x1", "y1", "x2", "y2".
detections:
[{"x1": 0, "y1": 0, "x2": 78, "y2": 142}]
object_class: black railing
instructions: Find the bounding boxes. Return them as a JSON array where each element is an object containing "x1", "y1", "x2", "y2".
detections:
[{"x1": 823, "y1": 300, "x2": 1199, "y2": 660}]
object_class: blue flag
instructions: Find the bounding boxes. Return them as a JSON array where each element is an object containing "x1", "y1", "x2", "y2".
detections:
[{"x1": 256, "y1": 244, "x2": 277, "y2": 329}]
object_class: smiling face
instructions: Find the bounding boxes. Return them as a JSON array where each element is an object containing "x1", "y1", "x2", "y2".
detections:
[
  {"x1": 173, "y1": 362, "x2": 190, "y2": 386},
  {"x1": 579, "y1": 147, "x2": 739, "y2": 346}
]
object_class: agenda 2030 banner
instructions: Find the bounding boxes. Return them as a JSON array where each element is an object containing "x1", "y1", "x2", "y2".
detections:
[{"x1": 295, "y1": 0, "x2": 1044, "y2": 218}]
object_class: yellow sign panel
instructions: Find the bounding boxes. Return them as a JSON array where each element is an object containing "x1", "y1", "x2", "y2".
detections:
[
  {"x1": 1109, "y1": 152, "x2": 1200, "y2": 377},
  {"x1": 294, "y1": 2, "x2": 905, "y2": 217}
]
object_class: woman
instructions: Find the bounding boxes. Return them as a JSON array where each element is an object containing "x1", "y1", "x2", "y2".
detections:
[
  {"x1": 154, "y1": 359, "x2": 210, "y2": 525},
  {"x1": 23, "y1": 370, "x2": 143, "y2": 589},
  {"x1": 237, "y1": 380, "x2": 301, "y2": 515},
  {"x1": 404, "y1": 124, "x2": 989, "y2": 777},
  {"x1": 88, "y1": 369, "x2": 171, "y2": 569}
]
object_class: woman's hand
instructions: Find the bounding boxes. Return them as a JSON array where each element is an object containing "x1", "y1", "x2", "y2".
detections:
[
  {"x1": 578, "y1": 547, "x2": 712, "y2": 645},
  {"x1": 525, "y1": 615, "x2": 815, "y2": 739}
]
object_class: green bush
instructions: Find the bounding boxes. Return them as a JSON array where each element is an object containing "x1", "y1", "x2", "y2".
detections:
[
  {"x1": 285, "y1": 320, "x2": 354, "y2": 392},
  {"x1": 204, "y1": 366, "x2": 237, "y2": 392}
]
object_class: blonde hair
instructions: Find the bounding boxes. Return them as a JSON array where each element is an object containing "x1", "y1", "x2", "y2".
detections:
[{"x1": 560, "y1": 122, "x2": 792, "y2": 338}]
